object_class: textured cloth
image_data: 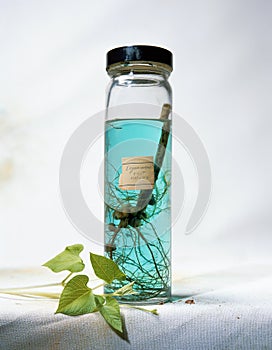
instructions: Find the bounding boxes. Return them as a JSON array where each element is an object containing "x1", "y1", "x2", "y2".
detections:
[{"x1": 0, "y1": 266, "x2": 272, "y2": 350}]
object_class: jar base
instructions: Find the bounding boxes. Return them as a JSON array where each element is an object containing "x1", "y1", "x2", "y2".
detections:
[{"x1": 112, "y1": 293, "x2": 171, "y2": 305}]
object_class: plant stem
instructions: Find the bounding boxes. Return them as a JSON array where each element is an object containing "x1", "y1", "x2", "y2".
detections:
[
  {"x1": 0, "y1": 282, "x2": 62, "y2": 292},
  {"x1": 136, "y1": 103, "x2": 171, "y2": 211},
  {"x1": 0, "y1": 272, "x2": 73, "y2": 298},
  {"x1": 0, "y1": 290, "x2": 61, "y2": 299},
  {"x1": 92, "y1": 282, "x2": 105, "y2": 291},
  {"x1": 119, "y1": 304, "x2": 159, "y2": 315},
  {"x1": 61, "y1": 272, "x2": 73, "y2": 285}
]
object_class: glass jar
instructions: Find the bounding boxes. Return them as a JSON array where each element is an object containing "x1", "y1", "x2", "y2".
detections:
[{"x1": 104, "y1": 45, "x2": 173, "y2": 303}]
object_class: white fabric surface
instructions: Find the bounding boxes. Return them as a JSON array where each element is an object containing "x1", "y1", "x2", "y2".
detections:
[
  {"x1": 0, "y1": 2, "x2": 272, "y2": 348},
  {"x1": 0, "y1": 0, "x2": 272, "y2": 272},
  {"x1": 1, "y1": 266, "x2": 272, "y2": 350}
]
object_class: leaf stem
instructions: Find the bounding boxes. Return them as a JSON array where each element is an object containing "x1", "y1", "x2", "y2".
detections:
[
  {"x1": 0, "y1": 282, "x2": 62, "y2": 292},
  {"x1": 119, "y1": 304, "x2": 159, "y2": 315},
  {"x1": 61, "y1": 272, "x2": 73, "y2": 285},
  {"x1": 92, "y1": 282, "x2": 105, "y2": 291},
  {"x1": 0, "y1": 290, "x2": 61, "y2": 299},
  {"x1": 0, "y1": 272, "x2": 73, "y2": 297}
]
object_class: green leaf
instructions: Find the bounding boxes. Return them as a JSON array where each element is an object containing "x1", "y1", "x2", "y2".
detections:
[
  {"x1": 43, "y1": 244, "x2": 85, "y2": 273},
  {"x1": 56, "y1": 275, "x2": 96, "y2": 315},
  {"x1": 90, "y1": 253, "x2": 126, "y2": 284},
  {"x1": 94, "y1": 295, "x2": 105, "y2": 308},
  {"x1": 97, "y1": 296, "x2": 123, "y2": 333}
]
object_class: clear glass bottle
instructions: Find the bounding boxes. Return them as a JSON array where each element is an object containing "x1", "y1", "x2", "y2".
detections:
[{"x1": 104, "y1": 45, "x2": 173, "y2": 303}]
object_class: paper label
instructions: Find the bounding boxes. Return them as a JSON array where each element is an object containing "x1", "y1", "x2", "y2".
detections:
[{"x1": 119, "y1": 156, "x2": 154, "y2": 190}]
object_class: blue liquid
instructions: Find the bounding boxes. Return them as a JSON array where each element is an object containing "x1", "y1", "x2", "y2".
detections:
[{"x1": 104, "y1": 118, "x2": 171, "y2": 302}]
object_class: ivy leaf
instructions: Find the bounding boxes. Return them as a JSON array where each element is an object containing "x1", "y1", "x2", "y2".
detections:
[
  {"x1": 96, "y1": 296, "x2": 123, "y2": 333},
  {"x1": 90, "y1": 253, "x2": 126, "y2": 284},
  {"x1": 56, "y1": 275, "x2": 96, "y2": 315},
  {"x1": 94, "y1": 295, "x2": 105, "y2": 309},
  {"x1": 43, "y1": 244, "x2": 84, "y2": 273}
]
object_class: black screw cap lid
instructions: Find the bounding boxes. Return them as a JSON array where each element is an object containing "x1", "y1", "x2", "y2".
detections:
[{"x1": 106, "y1": 45, "x2": 173, "y2": 70}]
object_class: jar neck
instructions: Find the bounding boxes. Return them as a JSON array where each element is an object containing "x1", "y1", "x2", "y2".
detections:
[{"x1": 107, "y1": 61, "x2": 172, "y2": 80}]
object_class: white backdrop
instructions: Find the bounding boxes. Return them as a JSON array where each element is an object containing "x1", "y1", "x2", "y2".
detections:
[{"x1": 0, "y1": 0, "x2": 271, "y2": 276}]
